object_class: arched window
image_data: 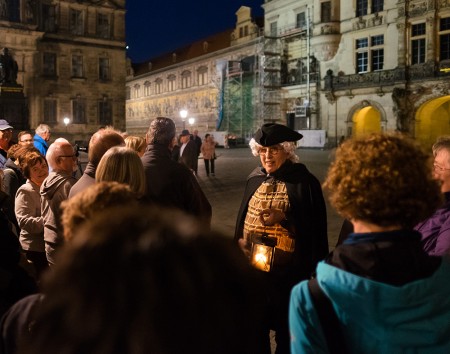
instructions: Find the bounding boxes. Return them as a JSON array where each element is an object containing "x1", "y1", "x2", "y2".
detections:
[
  {"x1": 155, "y1": 78, "x2": 163, "y2": 94},
  {"x1": 134, "y1": 84, "x2": 141, "y2": 98},
  {"x1": 167, "y1": 74, "x2": 176, "y2": 91},
  {"x1": 181, "y1": 70, "x2": 191, "y2": 89},
  {"x1": 144, "y1": 81, "x2": 151, "y2": 96},
  {"x1": 197, "y1": 66, "x2": 208, "y2": 86}
]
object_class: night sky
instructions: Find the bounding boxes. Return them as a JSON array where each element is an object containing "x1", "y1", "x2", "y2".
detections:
[{"x1": 125, "y1": 0, "x2": 264, "y2": 63}]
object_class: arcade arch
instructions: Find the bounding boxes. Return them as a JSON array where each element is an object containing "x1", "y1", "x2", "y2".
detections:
[
  {"x1": 346, "y1": 101, "x2": 385, "y2": 137},
  {"x1": 415, "y1": 96, "x2": 450, "y2": 148}
]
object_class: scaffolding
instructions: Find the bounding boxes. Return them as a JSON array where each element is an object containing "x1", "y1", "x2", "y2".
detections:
[
  {"x1": 216, "y1": 8, "x2": 314, "y2": 140},
  {"x1": 259, "y1": 36, "x2": 283, "y2": 125},
  {"x1": 220, "y1": 60, "x2": 255, "y2": 139}
]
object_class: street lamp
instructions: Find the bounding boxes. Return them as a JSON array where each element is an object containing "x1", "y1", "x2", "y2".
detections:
[
  {"x1": 63, "y1": 117, "x2": 70, "y2": 132},
  {"x1": 179, "y1": 109, "x2": 188, "y2": 129},
  {"x1": 188, "y1": 117, "x2": 195, "y2": 127}
]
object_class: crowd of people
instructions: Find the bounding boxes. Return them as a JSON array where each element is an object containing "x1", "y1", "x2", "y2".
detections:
[{"x1": 0, "y1": 116, "x2": 450, "y2": 354}]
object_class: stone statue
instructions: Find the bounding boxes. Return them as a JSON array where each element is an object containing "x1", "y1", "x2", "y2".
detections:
[{"x1": 0, "y1": 48, "x2": 19, "y2": 84}]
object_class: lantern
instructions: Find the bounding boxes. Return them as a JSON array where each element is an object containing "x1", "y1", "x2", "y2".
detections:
[{"x1": 250, "y1": 234, "x2": 276, "y2": 272}]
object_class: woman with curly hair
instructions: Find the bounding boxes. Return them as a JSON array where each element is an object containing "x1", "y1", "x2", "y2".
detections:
[{"x1": 289, "y1": 133, "x2": 450, "y2": 354}]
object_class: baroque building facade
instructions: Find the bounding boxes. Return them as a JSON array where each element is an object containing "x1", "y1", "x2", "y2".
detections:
[
  {"x1": 0, "y1": 0, "x2": 126, "y2": 143},
  {"x1": 127, "y1": 1, "x2": 450, "y2": 148},
  {"x1": 126, "y1": 6, "x2": 264, "y2": 141}
]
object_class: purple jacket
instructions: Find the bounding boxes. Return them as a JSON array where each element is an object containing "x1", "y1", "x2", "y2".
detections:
[{"x1": 415, "y1": 192, "x2": 450, "y2": 256}]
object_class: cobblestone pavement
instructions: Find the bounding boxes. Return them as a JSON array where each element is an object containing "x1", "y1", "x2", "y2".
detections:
[{"x1": 197, "y1": 147, "x2": 343, "y2": 251}]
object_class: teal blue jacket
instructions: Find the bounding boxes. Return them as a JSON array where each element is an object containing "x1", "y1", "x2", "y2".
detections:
[{"x1": 290, "y1": 259, "x2": 450, "y2": 354}]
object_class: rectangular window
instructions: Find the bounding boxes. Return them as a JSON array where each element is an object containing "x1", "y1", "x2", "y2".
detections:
[
  {"x1": 43, "y1": 52, "x2": 56, "y2": 77},
  {"x1": 372, "y1": 0, "x2": 384, "y2": 13},
  {"x1": 357, "y1": 52, "x2": 368, "y2": 73},
  {"x1": 99, "y1": 58, "x2": 110, "y2": 80},
  {"x1": 70, "y1": 9, "x2": 84, "y2": 35},
  {"x1": 296, "y1": 12, "x2": 306, "y2": 29},
  {"x1": 270, "y1": 22, "x2": 277, "y2": 36},
  {"x1": 372, "y1": 49, "x2": 384, "y2": 70},
  {"x1": 371, "y1": 35, "x2": 384, "y2": 46},
  {"x1": 440, "y1": 18, "x2": 450, "y2": 61},
  {"x1": 412, "y1": 23, "x2": 426, "y2": 65},
  {"x1": 440, "y1": 17, "x2": 450, "y2": 31},
  {"x1": 356, "y1": 0, "x2": 368, "y2": 17},
  {"x1": 98, "y1": 99, "x2": 112, "y2": 125},
  {"x1": 72, "y1": 97, "x2": 86, "y2": 124},
  {"x1": 356, "y1": 38, "x2": 368, "y2": 49},
  {"x1": 41, "y1": 4, "x2": 56, "y2": 32},
  {"x1": 72, "y1": 55, "x2": 83, "y2": 77},
  {"x1": 412, "y1": 39, "x2": 426, "y2": 64},
  {"x1": 355, "y1": 35, "x2": 384, "y2": 73},
  {"x1": 412, "y1": 23, "x2": 426, "y2": 36},
  {"x1": 96, "y1": 13, "x2": 110, "y2": 38},
  {"x1": 440, "y1": 34, "x2": 450, "y2": 61},
  {"x1": 321, "y1": 2, "x2": 331, "y2": 23},
  {"x1": 43, "y1": 99, "x2": 57, "y2": 123}
]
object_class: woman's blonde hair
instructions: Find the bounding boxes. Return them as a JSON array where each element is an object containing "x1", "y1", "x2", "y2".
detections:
[
  {"x1": 324, "y1": 133, "x2": 442, "y2": 229},
  {"x1": 124, "y1": 135, "x2": 146, "y2": 154},
  {"x1": 95, "y1": 146, "x2": 146, "y2": 198}
]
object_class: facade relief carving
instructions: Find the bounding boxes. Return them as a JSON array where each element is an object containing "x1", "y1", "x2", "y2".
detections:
[
  {"x1": 409, "y1": 2, "x2": 428, "y2": 17},
  {"x1": 439, "y1": 0, "x2": 450, "y2": 9},
  {"x1": 392, "y1": 86, "x2": 431, "y2": 132},
  {"x1": 129, "y1": 91, "x2": 217, "y2": 120}
]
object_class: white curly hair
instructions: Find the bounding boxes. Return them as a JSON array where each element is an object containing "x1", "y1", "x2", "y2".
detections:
[{"x1": 248, "y1": 138, "x2": 299, "y2": 163}]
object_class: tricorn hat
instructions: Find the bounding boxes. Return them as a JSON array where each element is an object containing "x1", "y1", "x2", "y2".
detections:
[
  {"x1": 253, "y1": 123, "x2": 303, "y2": 146},
  {"x1": 180, "y1": 129, "x2": 190, "y2": 136}
]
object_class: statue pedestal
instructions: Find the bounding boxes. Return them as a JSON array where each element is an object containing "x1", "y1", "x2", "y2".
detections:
[{"x1": 0, "y1": 84, "x2": 28, "y2": 131}]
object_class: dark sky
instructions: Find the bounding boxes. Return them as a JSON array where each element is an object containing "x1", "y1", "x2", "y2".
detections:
[{"x1": 125, "y1": 0, "x2": 264, "y2": 63}]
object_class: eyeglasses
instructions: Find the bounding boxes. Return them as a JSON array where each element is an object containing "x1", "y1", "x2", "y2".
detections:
[
  {"x1": 433, "y1": 164, "x2": 450, "y2": 173},
  {"x1": 259, "y1": 147, "x2": 282, "y2": 156},
  {"x1": 20, "y1": 139, "x2": 33, "y2": 143}
]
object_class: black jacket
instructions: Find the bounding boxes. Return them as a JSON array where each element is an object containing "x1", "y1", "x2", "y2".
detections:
[
  {"x1": 235, "y1": 161, "x2": 328, "y2": 286},
  {"x1": 141, "y1": 144, "x2": 211, "y2": 227}
]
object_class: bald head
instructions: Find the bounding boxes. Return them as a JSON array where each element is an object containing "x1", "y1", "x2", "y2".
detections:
[
  {"x1": 47, "y1": 140, "x2": 76, "y2": 174},
  {"x1": 88, "y1": 128, "x2": 125, "y2": 166}
]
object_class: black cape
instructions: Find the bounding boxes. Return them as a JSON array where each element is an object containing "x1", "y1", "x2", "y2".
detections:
[{"x1": 235, "y1": 161, "x2": 329, "y2": 286}]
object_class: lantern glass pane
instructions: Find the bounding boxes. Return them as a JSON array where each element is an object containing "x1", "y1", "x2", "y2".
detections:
[{"x1": 251, "y1": 243, "x2": 274, "y2": 272}]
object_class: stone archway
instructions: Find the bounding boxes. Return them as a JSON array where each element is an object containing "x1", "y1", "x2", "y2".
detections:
[
  {"x1": 415, "y1": 96, "x2": 450, "y2": 148},
  {"x1": 347, "y1": 100, "x2": 385, "y2": 137}
]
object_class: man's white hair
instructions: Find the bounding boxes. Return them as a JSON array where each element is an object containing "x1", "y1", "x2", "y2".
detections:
[{"x1": 35, "y1": 124, "x2": 50, "y2": 135}]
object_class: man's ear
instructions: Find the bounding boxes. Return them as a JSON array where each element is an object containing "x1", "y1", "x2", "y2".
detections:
[{"x1": 145, "y1": 132, "x2": 149, "y2": 145}]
